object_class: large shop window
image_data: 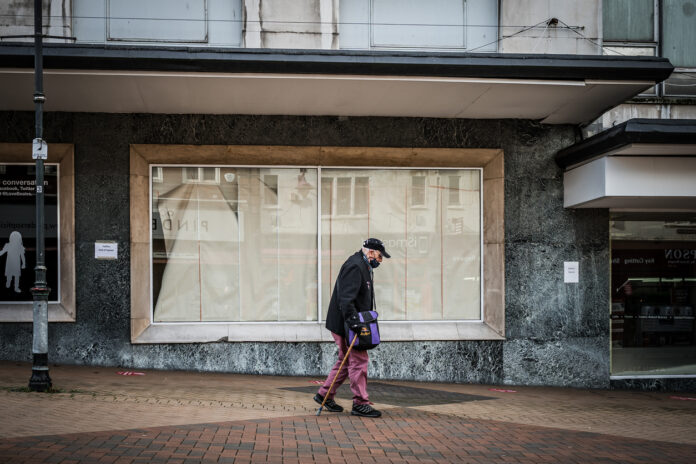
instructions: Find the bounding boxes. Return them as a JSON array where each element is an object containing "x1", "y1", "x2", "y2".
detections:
[
  {"x1": 150, "y1": 166, "x2": 481, "y2": 323},
  {"x1": 611, "y1": 213, "x2": 696, "y2": 377}
]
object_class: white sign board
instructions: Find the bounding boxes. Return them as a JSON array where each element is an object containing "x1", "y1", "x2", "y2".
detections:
[
  {"x1": 95, "y1": 241, "x2": 118, "y2": 260},
  {"x1": 32, "y1": 138, "x2": 48, "y2": 160},
  {"x1": 564, "y1": 261, "x2": 579, "y2": 283}
]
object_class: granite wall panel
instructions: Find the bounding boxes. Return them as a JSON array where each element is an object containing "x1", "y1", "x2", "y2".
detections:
[
  {"x1": 503, "y1": 336, "x2": 609, "y2": 388},
  {"x1": 0, "y1": 112, "x2": 616, "y2": 388},
  {"x1": 610, "y1": 378, "x2": 696, "y2": 392}
]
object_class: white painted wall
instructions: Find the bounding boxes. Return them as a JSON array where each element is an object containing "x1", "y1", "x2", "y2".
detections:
[
  {"x1": 244, "y1": 0, "x2": 338, "y2": 49},
  {"x1": 499, "y1": 0, "x2": 601, "y2": 55}
]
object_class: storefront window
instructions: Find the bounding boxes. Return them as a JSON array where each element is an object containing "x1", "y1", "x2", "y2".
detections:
[
  {"x1": 151, "y1": 166, "x2": 481, "y2": 323},
  {"x1": 151, "y1": 166, "x2": 318, "y2": 322},
  {"x1": 0, "y1": 164, "x2": 60, "y2": 303},
  {"x1": 611, "y1": 214, "x2": 696, "y2": 376},
  {"x1": 321, "y1": 168, "x2": 481, "y2": 321}
]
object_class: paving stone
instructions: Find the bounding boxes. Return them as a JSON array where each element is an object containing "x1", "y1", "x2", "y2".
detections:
[{"x1": 1, "y1": 362, "x2": 696, "y2": 463}]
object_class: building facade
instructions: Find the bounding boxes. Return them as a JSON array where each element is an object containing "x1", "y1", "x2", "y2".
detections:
[{"x1": 0, "y1": 0, "x2": 694, "y2": 390}]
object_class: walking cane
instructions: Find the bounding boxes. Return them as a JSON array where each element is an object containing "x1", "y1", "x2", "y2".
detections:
[{"x1": 316, "y1": 333, "x2": 359, "y2": 416}]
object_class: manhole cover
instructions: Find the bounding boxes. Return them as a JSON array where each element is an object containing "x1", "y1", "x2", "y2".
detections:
[{"x1": 283, "y1": 382, "x2": 494, "y2": 407}]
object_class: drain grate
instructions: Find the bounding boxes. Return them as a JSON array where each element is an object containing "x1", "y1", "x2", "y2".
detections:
[{"x1": 283, "y1": 382, "x2": 495, "y2": 407}]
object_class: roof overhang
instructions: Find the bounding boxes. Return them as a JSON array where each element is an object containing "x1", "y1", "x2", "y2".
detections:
[
  {"x1": 557, "y1": 119, "x2": 696, "y2": 211},
  {"x1": 0, "y1": 44, "x2": 675, "y2": 124}
]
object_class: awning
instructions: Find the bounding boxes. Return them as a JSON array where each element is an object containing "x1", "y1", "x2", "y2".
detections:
[
  {"x1": 0, "y1": 44, "x2": 674, "y2": 125},
  {"x1": 556, "y1": 119, "x2": 696, "y2": 211}
]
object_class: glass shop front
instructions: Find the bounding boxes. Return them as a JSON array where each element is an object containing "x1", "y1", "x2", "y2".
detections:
[
  {"x1": 150, "y1": 165, "x2": 482, "y2": 325},
  {"x1": 611, "y1": 213, "x2": 696, "y2": 377}
]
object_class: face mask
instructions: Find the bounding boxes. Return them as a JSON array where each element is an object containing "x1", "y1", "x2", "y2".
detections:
[{"x1": 368, "y1": 259, "x2": 380, "y2": 269}]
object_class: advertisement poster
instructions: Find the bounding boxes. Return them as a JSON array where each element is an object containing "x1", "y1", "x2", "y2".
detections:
[{"x1": 0, "y1": 164, "x2": 59, "y2": 302}]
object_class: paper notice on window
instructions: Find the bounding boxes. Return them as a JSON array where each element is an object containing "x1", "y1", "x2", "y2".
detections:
[
  {"x1": 95, "y1": 241, "x2": 118, "y2": 260},
  {"x1": 564, "y1": 261, "x2": 579, "y2": 283}
]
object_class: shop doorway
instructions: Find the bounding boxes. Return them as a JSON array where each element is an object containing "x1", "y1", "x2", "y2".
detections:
[{"x1": 610, "y1": 213, "x2": 696, "y2": 377}]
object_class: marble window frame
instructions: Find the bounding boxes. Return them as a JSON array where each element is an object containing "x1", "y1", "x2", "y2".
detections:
[
  {"x1": 130, "y1": 145, "x2": 504, "y2": 343},
  {"x1": 0, "y1": 143, "x2": 76, "y2": 322}
]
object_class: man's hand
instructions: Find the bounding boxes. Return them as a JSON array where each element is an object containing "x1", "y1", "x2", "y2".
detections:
[{"x1": 348, "y1": 314, "x2": 363, "y2": 331}]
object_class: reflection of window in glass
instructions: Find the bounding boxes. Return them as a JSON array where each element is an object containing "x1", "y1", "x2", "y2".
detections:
[
  {"x1": 202, "y1": 167, "x2": 217, "y2": 182},
  {"x1": 152, "y1": 166, "x2": 318, "y2": 323},
  {"x1": 263, "y1": 174, "x2": 278, "y2": 206},
  {"x1": 336, "y1": 178, "x2": 351, "y2": 215},
  {"x1": 448, "y1": 176, "x2": 460, "y2": 205},
  {"x1": 152, "y1": 166, "x2": 481, "y2": 325},
  {"x1": 183, "y1": 167, "x2": 220, "y2": 184},
  {"x1": 354, "y1": 177, "x2": 369, "y2": 215},
  {"x1": 412, "y1": 175, "x2": 426, "y2": 207},
  {"x1": 152, "y1": 167, "x2": 163, "y2": 183},
  {"x1": 321, "y1": 177, "x2": 333, "y2": 215},
  {"x1": 321, "y1": 168, "x2": 481, "y2": 323}
]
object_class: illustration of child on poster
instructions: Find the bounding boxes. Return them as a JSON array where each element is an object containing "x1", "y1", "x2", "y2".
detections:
[{"x1": 0, "y1": 231, "x2": 26, "y2": 293}]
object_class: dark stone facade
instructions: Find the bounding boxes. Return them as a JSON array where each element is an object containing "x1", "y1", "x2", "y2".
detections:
[{"x1": 0, "y1": 112, "x2": 618, "y2": 388}]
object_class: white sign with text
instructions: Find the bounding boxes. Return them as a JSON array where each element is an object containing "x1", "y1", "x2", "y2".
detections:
[
  {"x1": 564, "y1": 261, "x2": 579, "y2": 283},
  {"x1": 95, "y1": 241, "x2": 118, "y2": 260}
]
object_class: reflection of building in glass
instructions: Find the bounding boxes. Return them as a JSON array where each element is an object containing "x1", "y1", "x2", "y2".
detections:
[
  {"x1": 151, "y1": 167, "x2": 481, "y2": 324},
  {"x1": 152, "y1": 166, "x2": 319, "y2": 323},
  {"x1": 611, "y1": 216, "x2": 696, "y2": 376}
]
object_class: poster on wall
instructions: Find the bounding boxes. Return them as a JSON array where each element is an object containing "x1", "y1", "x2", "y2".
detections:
[{"x1": 0, "y1": 164, "x2": 59, "y2": 302}]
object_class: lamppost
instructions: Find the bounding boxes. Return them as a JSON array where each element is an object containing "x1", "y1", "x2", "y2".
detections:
[{"x1": 28, "y1": 0, "x2": 51, "y2": 392}]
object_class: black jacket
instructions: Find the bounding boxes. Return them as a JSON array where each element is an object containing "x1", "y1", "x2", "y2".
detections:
[{"x1": 325, "y1": 251, "x2": 375, "y2": 336}]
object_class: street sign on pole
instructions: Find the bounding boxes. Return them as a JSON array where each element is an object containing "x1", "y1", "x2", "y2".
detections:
[{"x1": 32, "y1": 138, "x2": 47, "y2": 160}]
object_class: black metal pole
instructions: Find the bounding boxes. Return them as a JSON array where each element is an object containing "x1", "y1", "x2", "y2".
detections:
[{"x1": 29, "y1": 0, "x2": 51, "y2": 392}]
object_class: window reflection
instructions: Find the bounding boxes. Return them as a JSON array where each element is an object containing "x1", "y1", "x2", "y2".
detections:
[
  {"x1": 152, "y1": 166, "x2": 317, "y2": 322},
  {"x1": 151, "y1": 166, "x2": 482, "y2": 323},
  {"x1": 320, "y1": 169, "x2": 481, "y2": 321},
  {"x1": 611, "y1": 215, "x2": 696, "y2": 376}
]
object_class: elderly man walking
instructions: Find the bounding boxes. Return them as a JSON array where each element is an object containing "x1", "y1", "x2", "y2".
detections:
[{"x1": 313, "y1": 238, "x2": 390, "y2": 418}]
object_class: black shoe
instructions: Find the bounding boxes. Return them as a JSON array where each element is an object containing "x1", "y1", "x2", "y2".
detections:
[
  {"x1": 314, "y1": 393, "x2": 344, "y2": 412},
  {"x1": 351, "y1": 403, "x2": 381, "y2": 418}
]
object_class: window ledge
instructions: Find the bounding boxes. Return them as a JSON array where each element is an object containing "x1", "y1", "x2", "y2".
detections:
[
  {"x1": 0, "y1": 304, "x2": 75, "y2": 323},
  {"x1": 132, "y1": 321, "x2": 504, "y2": 344}
]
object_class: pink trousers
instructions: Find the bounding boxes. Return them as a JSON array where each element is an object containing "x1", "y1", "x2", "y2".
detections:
[{"x1": 318, "y1": 332, "x2": 370, "y2": 405}]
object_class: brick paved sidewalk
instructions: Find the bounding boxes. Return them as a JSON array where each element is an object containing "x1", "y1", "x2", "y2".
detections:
[
  {"x1": 1, "y1": 408, "x2": 695, "y2": 464},
  {"x1": 1, "y1": 361, "x2": 696, "y2": 463}
]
